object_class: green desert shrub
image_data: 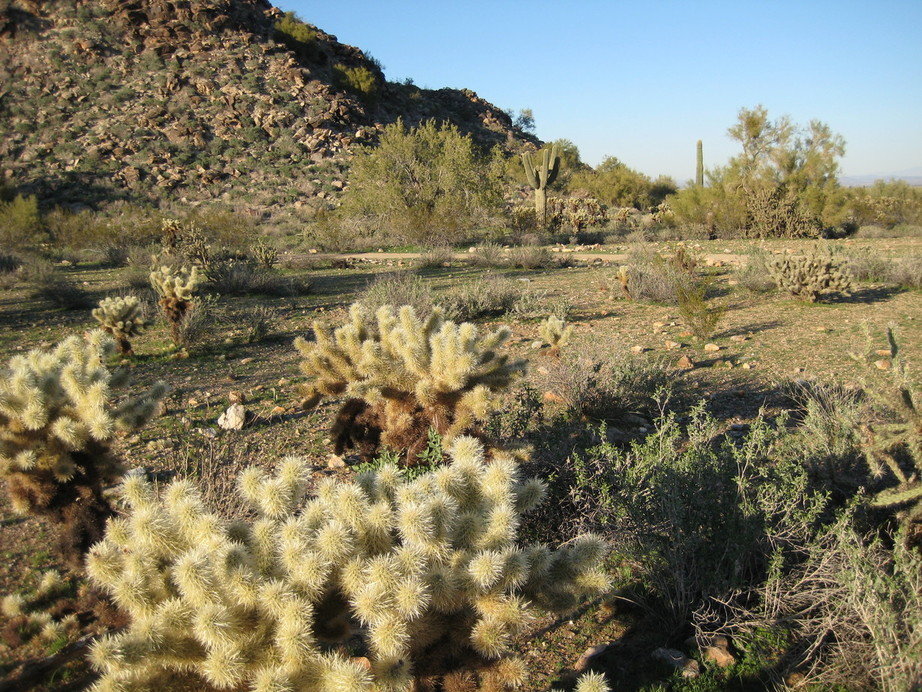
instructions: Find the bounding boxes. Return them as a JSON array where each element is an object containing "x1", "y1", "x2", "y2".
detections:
[
  {"x1": 505, "y1": 245, "x2": 557, "y2": 270},
  {"x1": 340, "y1": 119, "x2": 503, "y2": 245},
  {"x1": 87, "y1": 438, "x2": 608, "y2": 690},
  {"x1": 734, "y1": 247, "x2": 776, "y2": 293},
  {"x1": 613, "y1": 250, "x2": 694, "y2": 305},
  {"x1": 414, "y1": 246, "x2": 454, "y2": 270},
  {"x1": 466, "y1": 243, "x2": 507, "y2": 268},
  {"x1": 0, "y1": 250, "x2": 22, "y2": 274},
  {"x1": 26, "y1": 259, "x2": 92, "y2": 309},
  {"x1": 843, "y1": 249, "x2": 890, "y2": 283},
  {"x1": 204, "y1": 257, "x2": 310, "y2": 297},
  {"x1": 887, "y1": 256, "x2": 922, "y2": 289},
  {"x1": 0, "y1": 193, "x2": 44, "y2": 248},
  {"x1": 701, "y1": 511, "x2": 921, "y2": 691},
  {"x1": 360, "y1": 272, "x2": 435, "y2": 317},
  {"x1": 538, "y1": 347, "x2": 670, "y2": 424},
  {"x1": 845, "y1": 179, "x2": 922, "y2": 228},
  {"x1": 676, "y1": 278, "x2": 726, "y2": 340},
  {"x1": 273, "y1": 10, "x2": 323, "y2": 63},
  {"x1": 332, "y1": 63, "x2": 380, "y2": 107},
  {"x1": 0, "y1": 331, "x2": 166, "y2": 566},
  {"x1": 439, "y1": 274, "x2": 530, "y2": 322},
  {"x1": 569, "y1": 407, "x2": 826, "y2": 629},
  {"x1": 174, "y1": 295, "x2": 220, "y2": 350}
]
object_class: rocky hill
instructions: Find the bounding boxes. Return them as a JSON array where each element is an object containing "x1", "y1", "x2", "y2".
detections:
[{"x1": 0, "y1": 0, "x2": 536, "y2": 216}]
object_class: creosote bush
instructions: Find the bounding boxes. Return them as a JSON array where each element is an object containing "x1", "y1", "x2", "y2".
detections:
[
  {"x1": 768, "y1": 253, "x2": 853, "y2": 302},
  {"x1": 676, "y1": 279, "x2": 725, "y2": 340},
  {"x1": 92, "y1": 295, "x2": 149, "y2": 356},
  {"x1": 0, "y1": 331, "x2": 166, "y2": 565},
  {"x1": 87, "y1": 437, "x2": 609, "y2": 691},
  {"x1": 295, "y1": 304, "x2": 526, "y2": 464}
]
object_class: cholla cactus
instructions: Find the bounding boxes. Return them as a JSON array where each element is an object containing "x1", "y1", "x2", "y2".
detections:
[
  {"x1": 855, "y1": 328, "x2": 922, "y2": 525},
  {"x1": 87, "y1": 437, "x2": 609, "y2": 691},
  {"x1": 295, "y1": 304, "x2": 526, "y2": 464},
  {"x1": 0, "y1": 331, "x2": 167, "y2": 565},
  {"x1": 150, "y1": 265, "x2": 200, "y2": 344},
  {"x1": 553, "y1": 672, "x2": 611, "y2": 692},
  {"x1": 615, "y1": 266, "x2": 632, "y2": 300},
  {"x1": 538, "y1": 316, "x2": 573, "y2": 356},
  {"x1": 1, "y1": 570, "x2": 81, "y2": 647},
  {"x1": 92, "y1": 296, "x2": 149, "y2": 356},
  {"x1": 253, "y1": 241, "x2": 279, "y2": 269},
  {"x1": 768, "y1": 253, "x2": 853, "y2": 302}
]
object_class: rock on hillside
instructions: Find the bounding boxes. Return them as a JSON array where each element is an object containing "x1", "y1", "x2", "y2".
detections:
[{"x1": 0, "y1": 0, "x2": 536, "y2": 214}]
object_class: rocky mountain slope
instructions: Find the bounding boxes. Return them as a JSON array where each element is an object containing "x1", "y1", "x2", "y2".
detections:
[{"x1": 0, "y1": 0, "x2": 536, "y2": 215}]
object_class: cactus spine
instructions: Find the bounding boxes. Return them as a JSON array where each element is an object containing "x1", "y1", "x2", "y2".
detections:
[
  {"x1": 521, "y1": 144, "x2": 560, "y2": 227},
  {"x1": 87, "y1": 437, "x2": 609, "y2": 690},
  {"x1": 696, "y1": 139, "x2": 704, "y2": 187},
  {"x1": 538, "y1": 316, "x2": 573, "y2": 356}
]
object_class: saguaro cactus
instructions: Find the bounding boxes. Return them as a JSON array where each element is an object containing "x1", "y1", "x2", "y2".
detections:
[
  {"x1": 87, "y1": 437, "x2": 609, "y2": 690},
  {"x1": 522, "y1": 144, "x2": 560, "y2": 227},
  {"x1": 696, "y1": 140, "x2": 704, "y2": 187}
]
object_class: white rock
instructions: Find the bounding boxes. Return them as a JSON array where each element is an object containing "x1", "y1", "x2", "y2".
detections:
[{"x1": 218, "y1": 403, "x2": 248, "y2": 430}]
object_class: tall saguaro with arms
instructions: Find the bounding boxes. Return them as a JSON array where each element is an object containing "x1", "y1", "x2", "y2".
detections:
[{"x1": 522, "y1": 143, "x2": 560, "y2": 227}]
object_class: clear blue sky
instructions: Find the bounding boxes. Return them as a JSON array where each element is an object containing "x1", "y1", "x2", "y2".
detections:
[{"x1": 278, "y1": 1, "x2": 922, "y2": 183}]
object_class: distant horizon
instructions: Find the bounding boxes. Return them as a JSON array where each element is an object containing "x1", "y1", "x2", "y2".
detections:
[{"x1": 278, "y1": 0, "x2": 922, "y2": 184}]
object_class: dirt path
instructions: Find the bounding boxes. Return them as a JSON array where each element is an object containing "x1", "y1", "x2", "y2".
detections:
[{"x1": 295, "y1": 250, "x2": 749, "y2": 265}]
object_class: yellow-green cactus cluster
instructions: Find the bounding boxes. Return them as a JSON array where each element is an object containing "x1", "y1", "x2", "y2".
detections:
[
  {"x1": 0, "y1": 331, "x2": 166, "y2": 496},
  {"x1": 538, "y1": 315, "x2": 573, "y2": 351},
  {"x1": 150, "y1": 265, "x2": 200, "y2": 342},
  {"x1": 92, "y1": 296, "x2": 149, "y2": 355},
  {"x1": 87, "y1": 437, "x2": 609, "y2": 691},
  {"x1": 553, "y1": 672, "x2": 611, "y2": 692},
  {"x1": 150, "y1": 265, "x2": 200, "y2": 304},
  {"x1": 768, "y1": 253, "x2": 853, "y2": 302},
  {"x1": 295, "y1": 304, "x2": 526, "y2": 460},
  {"x1": 1, "y1": 570, "x2": 80, "y2": 646},
  {"x1": 0, "y1": 331, "x2": 167, "y2": 563}
]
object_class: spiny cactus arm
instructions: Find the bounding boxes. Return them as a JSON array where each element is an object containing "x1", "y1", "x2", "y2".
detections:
[
  {"x1": 870, "y1": 483, "x2": 922, "y2": 509},
  {"x1": 542, "y1": 143, "x2": 560, "y2": 188},
  {"x1": 521, "y1": 151, "x2": 539, "y2": 189}
]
